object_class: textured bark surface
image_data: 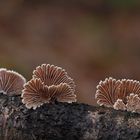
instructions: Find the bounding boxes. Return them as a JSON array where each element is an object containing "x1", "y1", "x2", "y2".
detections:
[{"x1": 0, "y1": 94, "x2": 140, "y2": 140}]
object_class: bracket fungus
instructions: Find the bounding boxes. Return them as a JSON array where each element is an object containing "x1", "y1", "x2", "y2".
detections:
[
  {"x1": 22, "y1": 64, "x2": 76, "y2": 109},
  {"x1": 0, "y1": 68, "x2": 26, "y2": 95},
  {"x1": 95, "y1": 77, "x2": 140, "y2": 113}
]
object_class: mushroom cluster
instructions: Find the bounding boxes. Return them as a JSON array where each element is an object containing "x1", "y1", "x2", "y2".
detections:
[
  {"x1": 0, "y1": 66, "x2": 139, "y2": 114},
  {"x1": 95, "y1": 77, "x2": 140, "y2": 113},
  {"x1": 21, "y1": 64, "x2": 76, "y2": 109}
]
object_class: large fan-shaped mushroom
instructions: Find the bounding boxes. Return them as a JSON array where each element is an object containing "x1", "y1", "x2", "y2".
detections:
[
  {"x1": 22, "y1": 64, "x2": 76, "y2": 109},
  {"x1": 33, "y1": 64, "x2": 75, "y2": 93}
]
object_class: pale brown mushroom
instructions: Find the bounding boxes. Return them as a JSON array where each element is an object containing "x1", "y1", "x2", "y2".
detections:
[
  {"x1": 22, "y1": 78, "x2": 52, "y2": 109},
  {"x1": 113, "y1": 99, "x2": 126, "y2": 111},
  {"x1": 0, "y1": 68, "x2": 26, "y2": 95},
  {"x1": 50, "y1": 83, "x2": 77, "y2": 103},
  {"x1": 126, "y1": 93, "x2": 140, "y2": 113},
  {"x1": 95, "y1": 77, "x2": 121, "y2": 107}
]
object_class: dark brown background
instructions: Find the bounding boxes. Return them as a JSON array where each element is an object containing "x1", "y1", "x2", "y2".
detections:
[{"x1": 0, "y1": 0, "x2": 140, "y2": 105}]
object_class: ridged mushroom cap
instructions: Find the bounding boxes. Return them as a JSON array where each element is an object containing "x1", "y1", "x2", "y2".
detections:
[
  {"x1": 118, "y1": 79, "x2": 140, "y2": 103},
  {"x1": 95, "y1": 77, "x2": 121, "y2": 107},
  {"x1": 0, "y1": 68, "x2": 26, "y2": 95},
  {"x1": 22, "y1": 78, "x2": 76, "y2": 109},
  {"x1": 33, "y1": 64, "x2": 75, "y2": 93}
]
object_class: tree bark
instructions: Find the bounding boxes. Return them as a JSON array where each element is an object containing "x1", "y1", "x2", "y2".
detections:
[{"x1": 0, "y1": 94, "x2": 140, "y2": 140}]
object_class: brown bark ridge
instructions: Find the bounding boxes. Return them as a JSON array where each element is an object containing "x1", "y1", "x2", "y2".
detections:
[{"x1": 0, "y1": 93, "x2": 140, "y2": 140}]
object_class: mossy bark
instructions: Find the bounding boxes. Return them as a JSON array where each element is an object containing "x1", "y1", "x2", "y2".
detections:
[{"x1": 0, "y1": 94, "x2": 140, "y2": 140}]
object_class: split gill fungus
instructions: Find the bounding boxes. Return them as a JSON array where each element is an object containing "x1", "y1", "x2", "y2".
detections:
[
  {"x1": 22, "y1": 64, "x2": 76, "y2": 109},
  {"x1": 0, "y1": 68, "x2": 26, "y2": 96},
  {"x1": 95, "y1": 77, "x2": 140, "y2": 113}
]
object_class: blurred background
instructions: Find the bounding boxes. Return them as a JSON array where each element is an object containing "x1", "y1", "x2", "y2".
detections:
[{"x1": 0, "y1": 0, "x2": 140, "y2": 105}]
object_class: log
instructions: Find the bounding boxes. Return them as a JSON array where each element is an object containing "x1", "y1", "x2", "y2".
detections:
[{"x1": 0, "y1": 94, "x2": 140, "y2": 140}]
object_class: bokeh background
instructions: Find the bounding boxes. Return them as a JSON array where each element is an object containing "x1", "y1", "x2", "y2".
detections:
[{"x1": 0, "y1": 0, "x2": 140, "y2": 105}]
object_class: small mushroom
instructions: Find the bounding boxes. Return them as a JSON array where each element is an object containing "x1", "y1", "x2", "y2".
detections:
[
  {"x1": 113, "y1": 99, "x2": 126, "y2": 111},
  {"x1": 95, "y1": 77, "x2": 121, "y2": 107},
  {"x1": 126, "y1": 93, "x2": 140, "y2": 113},
  {"x1": 0, "y1": 68, "x2": 26, "y2": 95},
  {"x1": 22, "y1": 78, "x2": 52, "y2": 109},
  {"x1": 50, "y1": 83, "x2": 76, "y2": 103}
]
